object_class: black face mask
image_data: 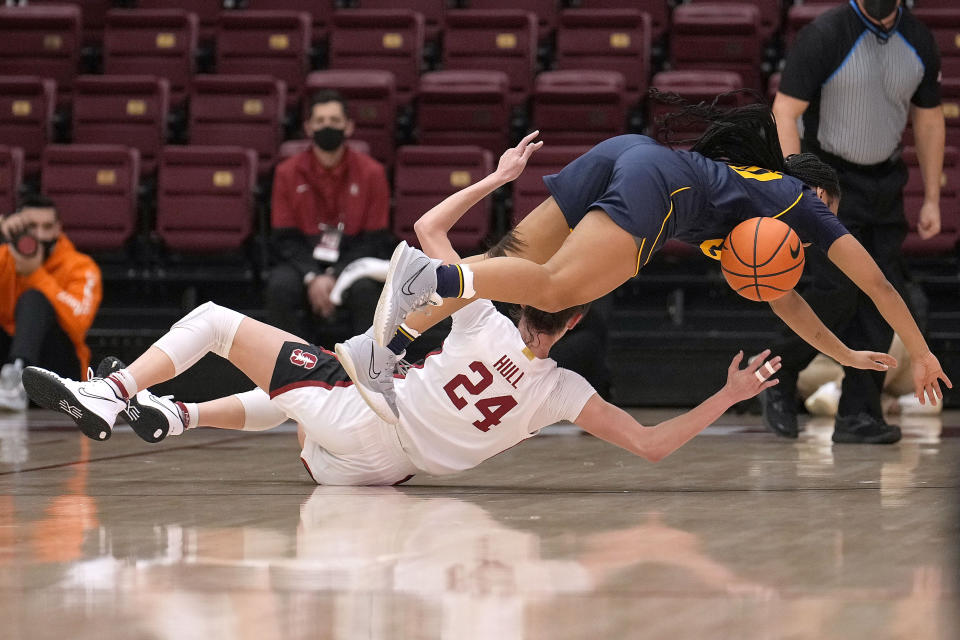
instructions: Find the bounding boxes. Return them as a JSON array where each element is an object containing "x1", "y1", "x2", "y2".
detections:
[
  {"x1": 862, "y1": 0, "x2": 898, "y2": 23},
  {"x1": 312, "y1": 127, "x2": 346, "y2": 152},
  {"x1": 41, "y1": 237, "x2": 58, "y2": 260}
]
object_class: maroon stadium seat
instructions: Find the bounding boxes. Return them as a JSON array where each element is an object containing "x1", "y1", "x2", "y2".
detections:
[
  {"x1": 217, "y1": 11, "x2": 311, "y2": 108},
  {"x1": 136, "y1": 0, "x2": 221, "y2": 43},
  {"x1": 329, "y1": 10, "x2": 425, "y2": 107},
  {"x1": 417, "y1": 70, "x2": 510, "y2": 154},
  {"x1": 648, "y1": 70, "x2": 744, "y2": 143},
  {"x1": 305, "y1": 70, "x2": 397, "y2": 167},
  {"x1": 556, "y1": 9, "x2": 652, "y2": 105},
  {"x1": 531, "y1": 70, "x2": 628, "y2": 146},
  {"x1": 466, "y1": 0, "x2": 559, "y2": 38},
  {"x1": 156, "y1": 146, "x2": 258, "y2": 252},
  {"x1": 671, "y1": 4, "x2": 763, "y2": 91},
  {"x1": 511, "y1": 145, "x2": 589, "y2": 225},
  {"x1": 942, "y1": 78, "x2": 960, "y2": 148},
  {"x1": 41, "y1": 144, "x2": 140, "y2": 252},
  {"x1": 0, "y1": 77, "x2": 56, "y2": 176},
  {"x1": 0, "y1": 146, "x2": 24, "y2": 216},
  {"x1": 0, "y1": 6, "x2": 80, "y2": 107},
  {"x1": 688, "y1": 0, "x2": 780, "y2": 42},
  {"x1": 902, "y1": 146, "x2": 959, "y2": 255},
  {"x1": 784, "y1": 3, "x2": 834, "y2": 50},
  {"x1": 767, "y1": 71, "x2": 781, "y2": 103},
  {"x1": 25, "y1": 0, "x2": 109, "y2": 47},
  {"x1": 72, "y1": 75, "x2": 169, "y2": 175},
  {"x1": 104, "y1": 9, "x2": 198, "y2": 106},
  {"x1": 443, "y1": 10, "x2": 538, "y2": 107},
  {"x1": 189, "y1": 75, "x2": 286, "y2": 176},
  {"x1": 279, "y1": 138, "x2": 371, "y2": 160},
  {"x1": 574, "y1": 0, "x2": 670, "y2": 43},
  {"x1": 244, "y1": 0, "x2": 332, "y2": 44},
  {"x1": 393, "y1": 146, "x2": 494, "y2": 249},
  {"x1": 354, "y1": 0, "x2": 446, "y2": 43},
  {"x1": 913, "y1": 9, "x2": 960, "y2": 80}
]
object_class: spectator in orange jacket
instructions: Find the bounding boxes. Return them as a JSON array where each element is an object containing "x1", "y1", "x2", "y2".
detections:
[{"x1": 0, "y1": 195, "x2": 102, "y2": 411}]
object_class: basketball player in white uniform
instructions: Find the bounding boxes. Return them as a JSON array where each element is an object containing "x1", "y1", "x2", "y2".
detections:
[{"x1": 20, "y1": 135, "x2": 783, "y2": 485}]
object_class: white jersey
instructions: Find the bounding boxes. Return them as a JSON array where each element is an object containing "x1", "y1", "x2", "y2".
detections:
[{"x1": 394, "y1": 300, "x2": 597, "y2": 476}]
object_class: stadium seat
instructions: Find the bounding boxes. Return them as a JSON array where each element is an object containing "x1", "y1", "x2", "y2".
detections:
[
  {"x1": 943, "y1": 78, "x2": 960, "y2": 148},
  {"x1": 0, "y1": 77, "x2": 56, "y2": 176},
  {"x1": 41, "y1": 144, "x2": 140, "y2": 252},
  {"x1": 555, "y1": 9, "x2": 652, "y2": 105},
  {"x1": 136, "y1": 0, "x2": 221, "y2": 43},
  {"x1": 670, "y1": 4, "x2": 763, "y2": 91},
  {"x1": 784, "y1": 3, "x2": 834, "y2": 50},
  {"x1": 329, "y1": 10, "x2": 425, "y2": 107},
  {"x1": 279, "y1": 138, "x2": 371, "y2": 160},
  {"x1": 466, "y1": 0, "x2": 559, "y2": 38},
  {"x1": 104, "y1": 9, "x2": 198, "y2": 106},
  {"x1": 573, "y1": 0, "x2": 670, "y2": 43},
  {"x1": 0, "y1": 146, "x2": 24, "y2": 216},
  {"x1": 354, "y1": 0, "x2": 446, "y2": 44},
  {"x1": 304, "y1": 70, "x2": 397, "y2": 167},
  {"x1": 767, "y1": 71, "x2": 780, "y2": 103},
  {"x1": 189, "y1": 75, "x2": 286, "y2": 176},
  {"x1": 443, "y1": 10, "x2": 538, "y2": 107},
  {"x1": 902, "y1": 146, "x2": 959, "y2": 255},
  {"x1": 25, "y1": 0, "x2": 109, "y2": 47},
  {"x1": 912, "y1": 9, "x2": 960, "y2": 80},
  {"x1": 511, "y1": 145, "x2": 589, "y2": 226},
  {"x1": 531, "y1": 70, "x2": 628, "y2": 146},
  {"x1": 217, "y1": 11, "x2": 311, "y2": 109},
  {"x1": 72, "y1": 75, "x2": 170, "y2": 175},
  {"x1": 393, "y1": 145, "x2": 494, "y2": 249},
  {"x1": 648, "y1": 70, "x2": 744, "y2": 143},
  {"x1": 156, "y1": 146, "x2": 258, "y2": 252},
  {"x1": 243, "y1": 0, "x2": 332, "y2": 44},
  {"x1": 417, "y1": 70, "x2": 511, "y2": 154},
  {"x1": 0, "y1": 5, "x2": 80, "y2": 107},
  {"x1": 689, "y1": 0, "x2": 780, "y2": 43}
]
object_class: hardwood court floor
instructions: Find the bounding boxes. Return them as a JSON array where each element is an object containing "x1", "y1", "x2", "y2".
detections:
[{"x1": 1, "y1": 409, "x2": 958, "y2": 640}]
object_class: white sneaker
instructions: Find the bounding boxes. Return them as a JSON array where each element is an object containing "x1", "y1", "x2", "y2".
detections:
[
  {"x1": 335, "y1": 329, "x2": 400, "y2": 424},
  {"x1": 805, "y1": 381, "x2": 840, "y2": 417},
  {"x1": 21, "y1": 366, "x2": 125, "y2": 441},
  {"x1": 896, "y1": 392, "x2": 943, "y2": 416},
  {"x1": 0, "y1": 359, "x2": 27, "y2": 412},
  {"x1": 95, "y1": 356, "x2": 185, "y2": 443},
  {"x1": 372, "y1": 241, "x2": 442, "y2": 346}
]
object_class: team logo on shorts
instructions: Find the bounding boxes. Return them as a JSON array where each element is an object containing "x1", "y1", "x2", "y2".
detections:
[{"x1": 290, "y1": 348, "x2": 318, "y2": 370}]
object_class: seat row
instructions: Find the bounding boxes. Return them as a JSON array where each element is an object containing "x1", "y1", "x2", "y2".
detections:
[{"x1": 1, "y1": 142, "x2": 957, "y2": 259}]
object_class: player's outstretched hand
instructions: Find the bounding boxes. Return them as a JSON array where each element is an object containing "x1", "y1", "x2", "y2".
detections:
[
  {"x1": 911, "y1": 351, "x2": 952, "y2": 406},
  {"x1": 724, "y1": 349, "x2": 782, "y2": 403},
  {"x1": 494, "y1": 130, "x2": 543, "y2": 184},
  {"x1": 845, "y1": 350, "x2": 897, "y2": 372}
]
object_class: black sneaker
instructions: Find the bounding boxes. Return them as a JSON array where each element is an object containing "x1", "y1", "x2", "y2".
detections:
[
  {"x1": 832, "y1": 412, "x2": 901, "y2": 444},
  {"x1": 760, "y1": 385, "x2": 798, "y2": 438}
]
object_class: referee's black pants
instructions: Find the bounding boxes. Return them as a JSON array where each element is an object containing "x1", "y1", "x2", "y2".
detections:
[{"x1": 774, "y1": 159, "x2": 914, "y2": 420}]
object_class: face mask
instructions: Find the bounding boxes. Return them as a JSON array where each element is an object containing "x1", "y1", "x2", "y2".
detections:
[
  {"x1": 41, "y1": 237, "x2": 58, "y2": 260},
  {"x1": 862, "y1": 0, "x2": 898, "y2": 23},
  {"x1": 312, "y1": 127, "x2": 346, "y2": 152}
]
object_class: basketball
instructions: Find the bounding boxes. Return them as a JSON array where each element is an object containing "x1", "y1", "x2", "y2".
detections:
[{"x1": 720, "y1": 217, "x2": 804, "y2": 302}]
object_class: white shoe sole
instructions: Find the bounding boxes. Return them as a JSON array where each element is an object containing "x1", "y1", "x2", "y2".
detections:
[
  {"x1": 372, "y1": 242, "x2": 408, "y2": 347},
  {"x1": 335, "y1": 342, "x2": 399, "y2": 425},
  {"x1": 22, "y1": 368, "x2": 112, "y2": 441}
]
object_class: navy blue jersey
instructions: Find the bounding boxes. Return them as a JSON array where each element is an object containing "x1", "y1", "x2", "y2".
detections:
[{"x1": 543, "y1": 135, "x2": 849, "y2": 270}]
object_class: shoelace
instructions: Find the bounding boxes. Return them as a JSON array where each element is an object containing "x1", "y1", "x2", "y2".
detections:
[{"x1": 396, "y1": 358, "x2": 413, "y2": 377}]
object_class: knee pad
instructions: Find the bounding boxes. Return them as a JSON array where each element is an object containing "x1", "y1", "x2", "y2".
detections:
[
  {"x1": 236, "y1": 388, "x2": 288, "y2": 431},
  {"x1": 154, "y1": 302, "x2": 245, "y2": 375}
]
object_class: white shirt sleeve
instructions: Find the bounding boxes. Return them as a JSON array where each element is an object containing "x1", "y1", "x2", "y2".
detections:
[
  {"x1": 450, "y1": 299, "x2": 500, "y2": 335},
  {"x1": 537, "y1": 368, "x2": 598, "y2": 427}
]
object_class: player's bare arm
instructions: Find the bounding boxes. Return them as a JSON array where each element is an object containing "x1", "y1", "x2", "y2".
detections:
[{"x1": 574, "y1": 350, "x2": 781, "y2": 462}]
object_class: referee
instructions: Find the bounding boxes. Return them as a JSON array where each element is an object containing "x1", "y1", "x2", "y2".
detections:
[{"x1": 762, "y1": 0, "x2": 945, "y2": 443}]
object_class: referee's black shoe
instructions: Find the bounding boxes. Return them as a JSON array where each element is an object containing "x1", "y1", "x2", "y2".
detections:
[
  {"x1": 760, "y1": 385, "x2": 798, "y2": 439},
  {"x1": 832, "y1": 412, "x2": 901, "y2": 444}
]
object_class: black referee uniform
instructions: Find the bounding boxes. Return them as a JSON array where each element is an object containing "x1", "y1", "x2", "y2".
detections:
[{"x1": 765, "y1": 1, "x2": 942, "y2": 441}]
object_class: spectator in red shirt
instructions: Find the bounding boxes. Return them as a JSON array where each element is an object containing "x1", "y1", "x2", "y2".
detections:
[{"x1": 267, "y1": 90, "x2": 394, "y2": 341}]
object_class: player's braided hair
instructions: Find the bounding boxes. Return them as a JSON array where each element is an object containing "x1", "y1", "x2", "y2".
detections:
[{"x1": 652, "y1": 89, "x2": 841, "y2": 201}]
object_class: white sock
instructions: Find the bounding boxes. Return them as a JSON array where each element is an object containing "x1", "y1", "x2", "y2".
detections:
[
  {"x1": 399, "y1": 323, "x2": 420, "y2": 339},
  {"x1": 152, "y1": 302, "x2": 245, "y2": 375},
  {"x1": 105, "y1": 369, "x2": 138, "y2": 399},
  {"x1": 179, "y1": 402, "x2": 198, "y2": 431},
  {"x1": 460, "y1": 264, "x2": 476, "y2": 299}
]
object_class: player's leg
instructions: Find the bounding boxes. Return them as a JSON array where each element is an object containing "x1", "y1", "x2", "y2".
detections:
[{"x1": 184, "y1": 389, "x2": 290, "y2": 432}]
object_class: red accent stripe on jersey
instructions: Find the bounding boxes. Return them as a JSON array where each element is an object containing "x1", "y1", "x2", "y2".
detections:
[
  {"x1": 270, "y1": 379, "x2": 354, "y2": 399},
  {"x1": 300, "y1": 456, "x2": 319, "y2": 484},
  {"x1": 392, "y1": 474, "x2": 415, "y2": 486}
]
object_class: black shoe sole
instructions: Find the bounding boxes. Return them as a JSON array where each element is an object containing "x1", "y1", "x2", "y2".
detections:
[
  {"x1": 22, "y1": 367, "x2": 112, "y2": 441},
  {"x1": 96, "y1": 356, "x2": 169, "y2": 443},
  {"x1": 832, "y1": 428, "x2": 902, "y2": 444}
]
